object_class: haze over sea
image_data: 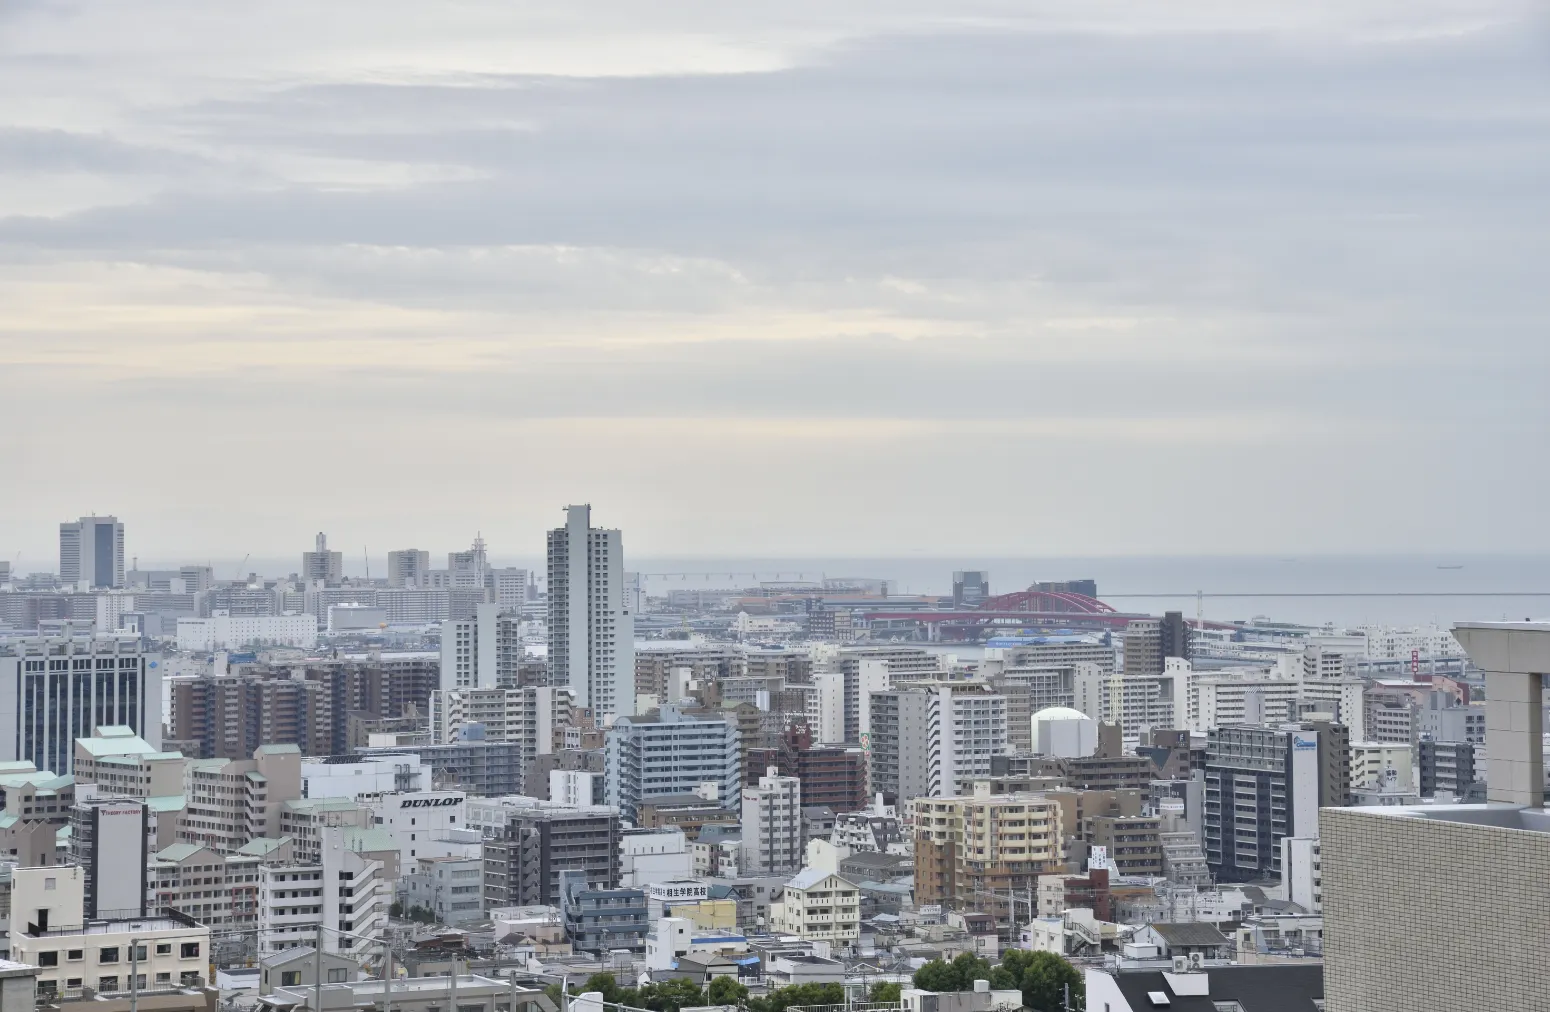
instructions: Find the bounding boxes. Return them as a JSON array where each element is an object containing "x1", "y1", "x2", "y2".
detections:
[{"x1": 126, "y1": 553, "x2": 1550, "y2": 630}]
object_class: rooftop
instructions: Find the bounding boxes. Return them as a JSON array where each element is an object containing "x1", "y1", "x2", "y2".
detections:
[
  {"x1": 1108, "y1": 964, "x2": 1322, "y2": 1012},
  {"x1": 1334, "y1": 801, "x2": 1550, "y2": 834}
]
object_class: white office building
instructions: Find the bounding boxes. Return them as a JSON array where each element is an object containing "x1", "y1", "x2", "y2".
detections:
[
  {"x1": 59, "y1": 516, "x2": 125, "y2": 590},
  {"x1": 300, "y1": 755, "x2": 426, "y2": 800},
  {"x1": 489, "y1": 568, "x2": 531, "y2": 611},
  {"x1": 0, "y1": 631, "x2": 160, "y2": 775},
  {"x1": 386, "y1": 549, "x2": 432, "y2": 589},
  {"x1": 547, "y1": 504, "x2": 634, "y2": 722},
  {"x1": 175, "y1": 612, "x2": 318, "y2": 651}
]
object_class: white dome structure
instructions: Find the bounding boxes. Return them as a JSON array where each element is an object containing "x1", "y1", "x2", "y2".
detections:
[{"x1": 1032, "y1": 706, "x2": 1098, "y2": 758}]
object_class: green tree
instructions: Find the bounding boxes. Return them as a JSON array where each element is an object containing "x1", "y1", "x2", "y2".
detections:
[
  {"x1": 746, "y1": 982, "x2": 846, "y2": 1012},
  {"x1": 994, "y1": 950, "x2": 1083, "y2": 1012},
  {"x1": 708, "y1": 976, "x2": 749, "y2": 1006},
  {"x1": 389, "y1": 901, "x2": 404, "y2": 918},
  {"x1": 912, "y1": 952, "x2": 991, "y2": 993},
  {"x1": 638, "y1": 977, "x2": 707, "y2": 1012},
  {"x1": 869, "y1": 982, "x2": 902, "y2": 1004}
]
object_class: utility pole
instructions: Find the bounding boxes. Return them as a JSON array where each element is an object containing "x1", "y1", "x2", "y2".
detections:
[
  {"x1": 129, "y1": 937, "x2": 138, "y2": 1012},
  {"x1": 383, "y1": 940, "x2": 393, "y2": 1012},
  {"x1": 315, "y1": 923, "x2": 325, "y2": 1012},
  {"x1": 450, "y1": 957, "x2": 458, "y2": 1012}
]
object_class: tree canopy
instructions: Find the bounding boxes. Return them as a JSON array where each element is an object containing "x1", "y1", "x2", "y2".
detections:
[
  {"x1": 912, "y1": 952, "x2": 991, "y2": 993},
  {"x1": 745, "y1": 982, "x2": 846, "y2": 1012},
  {"x1": 989, "y1": 950, "x2": 1084, "y2": 1012}
]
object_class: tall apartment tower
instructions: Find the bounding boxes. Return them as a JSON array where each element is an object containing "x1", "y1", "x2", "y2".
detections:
[
  {"x1": 59, "y1": 515, "x2": 125, "y2": 590},
  {"x1": 741, "y1": 767, "x2": 803, "y2": 875},
  {"x1": 301, "y1": 532, "x2": 343, "y2": 586},
  {"x1": 547, "y1": 505, "x2": 634, "y2": 721},
  {"x1": 1160, "y1": 611, "x2": 1191, "y2": 663},
  {"x1": 387, "y1": 549, "x2": 432, "y2": 588}
]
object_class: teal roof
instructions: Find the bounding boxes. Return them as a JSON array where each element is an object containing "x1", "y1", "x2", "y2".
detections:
[
  {"x1": 255, "y1": 744, "x2": 301, "y2": 755},
  {"x1": 147, "y1": 795, "x2": 186, "y2": 813},
  {"x1": 342, "y1": 827, "x2": 398, "y2": 853},
  {"x1": 0, "y1": 814, "x2": 16, "y2": 830},
  {"x1": 236, "y1": 836, "x2": 292, "y2": 857},
  {"x1": 282, "y1": 797, "x2": 361, "y2": 812},
  {"x1": 95, "y1": 726, "x2": 139, "y2": 738},
  {"x1": 76, "y1": 731, "x2": 158, "y2": 758},
  {"x1": 0, "y1": 762, "x2": 36, "y2": 774},
  {"x1": 156, "y1": 842, "x2": 205, "y2": 862}
]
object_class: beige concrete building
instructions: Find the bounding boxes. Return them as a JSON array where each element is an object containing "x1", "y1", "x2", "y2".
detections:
[
  {"x1": 914, "y1": 783, "x2": 1066, "y2": 909},
  {"x1": 178, "y1": 744, "x2": 302, "y2": 854},
  {"x1": 771, "y1": 868, "x2": 860, "y2": 944},
  {"x1": 1322, "y1": 621, "x2": 1550, "y2": 1012}
]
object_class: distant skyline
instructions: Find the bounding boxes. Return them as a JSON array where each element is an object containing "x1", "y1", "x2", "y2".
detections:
[{"x1": 4, "y1": 1, "x2": 1547, "y2": 558}]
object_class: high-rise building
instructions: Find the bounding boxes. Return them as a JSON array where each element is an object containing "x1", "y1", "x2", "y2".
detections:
[
  {"x1": 59, "y1": 515, "x2": 125, "y2": 590},
  {"x1": 838, "y1": 646, "x2": 939, "y2": 742},
  {"x1": 179, "y1": 744, "x2": 303, "y2": 854},
  {"x1": 741, "y1": 767, "x2": 802, "y2": 875},
  {"x1": 1034, "y1": 579, "x2": 1098, "y2": 599},
  {"x1": 914, "y1": 784, "x2": 1067, "y2": 908},
  {"x1": 1321, "y1": 621, "x2": 1550, "y2": 1012},
  {"x1": 1160, "y1": 610, "x2": 1191, "y2": 663},
  {"x1": 606, "y1": 704, "x2": 741, "y2": 823},
  {"x1": 1122, "y1": 619, "x2": 1163, "y2": 679},
  {"x1": 301, "y1": 532, "x2": 343, "y2": 586},
  {"x1": 440, "y1": 602, "x2": 501, "y2": 692},
  {"x1": 428, "y1": 685, "x2": 572, "y2": 758},
  {"x1": 386, "y1": 549, "x2": 432, "y2": 588},
  {"x1": 924, "y1": 681, "x2": 1009, "y2": 797},
  {"x1": 448, "y1": 535, "x2": 489, "y2": 590},
  {"x1": 480, "y1": 798, "x2": 621, "y2": 909},
  {"x1": 168, "y1": 673, "x2": 333, "y2": 758},
  {"x1": 0, "y1": 630, "x2": 159, "y2": 775},
  {"x1": 867, "y1": 688, "x2": 932, "y2": 805},
  {"x1": 1203, "y1": 721, "x2": 1350, "y2": 882},
  {"x1": 488, "y1": 567, "x2": 531, "y2": 611},
  {"x1": 952, "y1": 571, "x2": 990, "y2": 608},
  {"x1": 547, "y1": 504, "x2": 634, "y2": 721}
]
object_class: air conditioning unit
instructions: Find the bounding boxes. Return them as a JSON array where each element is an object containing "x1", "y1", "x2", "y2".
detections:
[
  {"x1": 1171, "y1": 956, "x2": 1189, "y2": 973},
  {"x1": 1188, "y1": 952, "x2": 1205, "y2": 969}
]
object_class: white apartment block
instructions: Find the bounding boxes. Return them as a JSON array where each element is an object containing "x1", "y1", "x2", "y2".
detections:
[
  {"x1": 547, "y1": 504, "x2": 634, "y2": 722},
  {"x1": 300, "y1": 755, "x2": 425, "y2": 801},
  {"x1": 176, "y1": 612, "x2": 318, "y2": 651},
  {"x1": 428, "y1": 685, "x2": 571, "y2": 750},
  {"x1": 368, "y1": 791, "x2": 470, "y2": 868},
  {"x1": 1350, "y1": 742, "x2": 1413, "y2": 790},
  {"x1": 741, "y1": 768, "x2": 802, "y2": 875},
  {"x1": 1357, "y1": 625, "x2": 1463, "y2": 660},
  {"x1": 11, "y1": 866, "x2": 209, "y2": 996},
  {"x1": 1185, "y1": 669, "x2": 1303, "y2": 733},
  {"x1": 257, "y1": 828, "x2": 387, "y2": 956},
  {"x1": 924, "y1": 682, "x2": 1008, "y2": 797}
]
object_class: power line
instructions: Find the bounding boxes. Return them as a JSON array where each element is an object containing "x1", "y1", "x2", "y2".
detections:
[{"x1": 1102, "y1": 591, "x2": 1550, "y2": 599}]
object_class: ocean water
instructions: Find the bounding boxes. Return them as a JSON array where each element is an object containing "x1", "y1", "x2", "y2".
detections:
[
  {"x1": 156, "y1": 553, "x2": 1550, "y2": 629},
  {"x1": 624, "y1": 554, "x2": 1550, "y2": 629}
]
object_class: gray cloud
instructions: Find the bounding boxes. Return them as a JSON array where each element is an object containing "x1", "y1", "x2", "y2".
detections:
[{"x1": 1, "y1": 1, "x2": 1547, "y2": 558}]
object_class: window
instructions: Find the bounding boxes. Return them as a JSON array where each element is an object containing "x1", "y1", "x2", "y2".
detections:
[
  {"x1": 99, "y1": 947, "x2": 120, "y2": 964},
  {"x1": 66, "y1": 978, "x2": 82, "y2": 989},
  {"x1": 67, "y1": 950, "x2": 82, "y2": 961},
  {"x1": 133, "y1": 945, "x2": 148, "y2": 961},
  {"x1": 281, "y1": 971, "x2": 302, "y2": 986},
  {"x1": 155, "y1": 943, "x2": 171, "y2": 956},
  {"x1": 180, "y1": 971, "x2": 200, "y2": 985},
  {"x1": 327, "y1": 968, "x2": 348, "y2": 983},
  {"x1": 156, "y1": 973, "x2": 171, "y2": 984},
  {"x1": 44, "y1": 877, "x2": 56, "y2": 891},
  {"x1": 180, "y1": 942, "x2": 201, "y2": 959},
  {"x1": 38, "y1": 952, "x2": 58, "y2": 967},
  {"x1": 99, "y1": 976, "x2": 120, "y2": 993}
]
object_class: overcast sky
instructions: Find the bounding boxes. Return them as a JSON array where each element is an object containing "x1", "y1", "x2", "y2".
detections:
[{"x1": 4, "y1": 0, "x2": 1549, "y2": 567}]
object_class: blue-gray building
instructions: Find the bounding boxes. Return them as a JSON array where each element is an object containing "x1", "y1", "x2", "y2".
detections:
[{"x1": 606, "y1": 703, "x2": 741, "y2": 823}]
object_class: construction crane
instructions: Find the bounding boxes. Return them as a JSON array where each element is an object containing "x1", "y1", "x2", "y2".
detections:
[
  {"x1": 364, "y1": 546, "x2": 370, "y2": 581},
  {"x1": 235, "y1": 553, "x2": 250, "y2": 582}
]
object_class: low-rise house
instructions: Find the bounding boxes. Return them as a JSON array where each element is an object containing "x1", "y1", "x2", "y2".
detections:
[
  {"x1": 258, "y1": 947, "x2": 361, "y2": 994},
  {"x1": 770, "y1": 869, "x2": 860, "y2": 945},
  {"x1": 1130, "y1": 923, "x2": 1234, "y2": 963}
]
